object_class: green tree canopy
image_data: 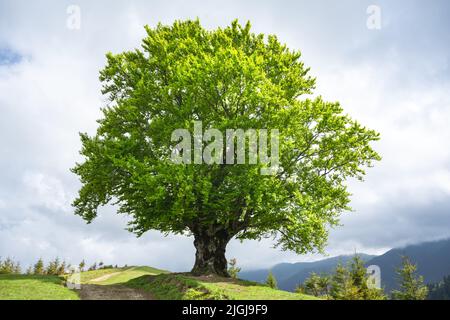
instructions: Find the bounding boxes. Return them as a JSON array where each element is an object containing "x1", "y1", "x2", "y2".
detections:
[
  {"x1": 392, "y1": 256, "x2": 428, "y2": 300},
  {"x1": 328, "y1": 256, "x2": 386, "y2": 300},
  {"x1": 227, "y1": 258, "x2": 241, "y2": 279},
  {"x1": 298, "y1": 272, "x2": 330, "y2": 298},
  {"x1": 266, "y1": 271, "x2": 278, "y2": 289},
  {"x1": 72, "y1": 19, "x2": 381, "y2": 276},
  {"x1": 33, "y1": 258, "x2": 45, "y2": 275}
]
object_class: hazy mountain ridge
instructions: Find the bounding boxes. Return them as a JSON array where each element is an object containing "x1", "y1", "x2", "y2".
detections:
[
  {"x1": 240, "y1": 254, "x2": 375, "y2": 291},
  {"x1": 367, "y1": 238, "x2": 450, "y2": 292},
  {"x1": 240, "y1": 238, "x2": 450, "y2": 292}
]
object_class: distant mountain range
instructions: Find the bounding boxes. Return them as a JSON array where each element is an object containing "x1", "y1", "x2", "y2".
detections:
[
  {"x1": 368, "y1": 238, "x2": 450, "y2": 292},
  {"x1": 240, "y1": 254, "x2": 376, "y2": 292},
  {"x1": 239, "y1": 238, "x2": 450, "y2": 293}
]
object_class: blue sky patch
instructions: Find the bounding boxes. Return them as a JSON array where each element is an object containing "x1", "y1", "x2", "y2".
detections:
[{"x1": 0, "y1": 47, "x2": 22, "y2": 65}]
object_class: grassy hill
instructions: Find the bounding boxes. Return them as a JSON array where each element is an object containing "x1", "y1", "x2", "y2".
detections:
[
  {"x1": 125, "y1": 273, "x2": 318, "y2": 300},
  {"x1": 81, "y1": 266, "x2": 317, "y2": 300},
  {"x1": 79, "y1": 266, "x2": 169, "y2": 285},
  {"x1": 0, "y1": 266, "x2": 318, "y2": 300},
  {"x1": 0, "y1": 274, "x2": 79, "y2": 300}
]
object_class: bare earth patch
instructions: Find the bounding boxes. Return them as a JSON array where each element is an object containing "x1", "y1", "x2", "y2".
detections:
[{"x1": 79, "y1": 284, "x2": 154, "y2": 300}]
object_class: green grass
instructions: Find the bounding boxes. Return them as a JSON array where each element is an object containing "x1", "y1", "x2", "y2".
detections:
[
  {"x1": 0, "y1": 274, "x2": 79, "y2": 300},
  {"x1": 78, "y1": 267, "x2": 128, "y2": 283},
  {"x1": 88, "y1": 266, "x2": 169, "y2": 285},
  {"x1": 125, "y1": 273, "x2": 319, "y2": 300},
  {"x1": 0, "y1": 267, "x2": 318, "y2": 300}
]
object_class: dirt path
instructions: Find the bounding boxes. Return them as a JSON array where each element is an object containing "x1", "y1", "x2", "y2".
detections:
[
  {"x1": 89, "y1": 272, "x2": 122, "y2": 282},
  {"x1": 79, "y1": 284, "x2": 154, "y2": 300},
  {"x1": 76, "y1": 269, "x2": 154, "y2": 300}
]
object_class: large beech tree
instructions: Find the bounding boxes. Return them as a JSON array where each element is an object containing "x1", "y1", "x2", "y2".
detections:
[{"x1": 72, "y1": 20, "x2": 381, "y2": 276}]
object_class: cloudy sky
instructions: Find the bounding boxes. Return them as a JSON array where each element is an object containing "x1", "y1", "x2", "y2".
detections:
[{"x1": 1, "y1": 0, "x2": 450, "y2": 271}]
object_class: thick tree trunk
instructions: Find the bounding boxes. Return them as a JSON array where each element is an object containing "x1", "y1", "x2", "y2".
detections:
[{"x1": 191, "y1": 227, "x2": 230, "y2": 277}]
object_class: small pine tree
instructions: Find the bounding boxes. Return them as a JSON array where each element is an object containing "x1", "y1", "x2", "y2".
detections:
[
  {"x1": 13, "y1": 262, "x2": 21, "y2": 274},
  {"x1": 295, "y1": 284, "x2": 306, "y2": 294},
  {"x1": 349, "y1": 255, "x2": 386, "y2": 300},
  {"x1": 392, "y1": 256, "x2": 428, "y2": 300},
  {"x1": 266, "y1": 271, "x2": 278, "y2": 289},
  {"x1": 330, "y1": 263, "x2": 358, "y2": 300},
  {"x1": 79, "y1": 260, "x2": 86, "y2": 272},
  {"x1": 0, "y1": 257, "x2": 15, "y2": 274},
  {"x1": 328, "y1": 257, "x2": 386, "y2": 300},
  {"x1": 57, "y1": 261, "x2": 67, "y2": 275},
  {"x1": 302, "y1": 272, "x2": 322, "y2": 297},
  {"x1": 0, "y1": 258, "x2": 22, "y2": 274},
  {"x1": 228, "y1": 258, "x2": 241, "y2": 279},
  {"x1": 34, "y1": 258, "x2": 45, "y2": 275},
  {"x1": 26, "y1": 266, "x2": 33, "y2": 275},
  {"x1": 428, "y1": 275, "x2": 450, "y2": 300},
  {"x1": 318, "y1": 274, "x2": 331, "y2": 299},
  {"x1": 301, "y1": 272, "x2": 330, "y2": 298},
  {"x1": 46, "y1": 257, "x2": 60, "y2": 275},
  {"x1": 0, "y1": 258, "x2": 10, "y2": 274},
  {"x1": 350, "y1": 255, "x2": 370, "y2": 299}
]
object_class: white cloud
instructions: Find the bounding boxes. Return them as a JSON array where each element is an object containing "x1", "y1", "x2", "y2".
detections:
[{"x1": 22, "y1": 172, "x2": 70, "y2": 212}]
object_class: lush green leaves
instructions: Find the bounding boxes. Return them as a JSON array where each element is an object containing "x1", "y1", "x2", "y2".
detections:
[{"x1": 72, "y1": 19, "x2": 380, "y2": 255}]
